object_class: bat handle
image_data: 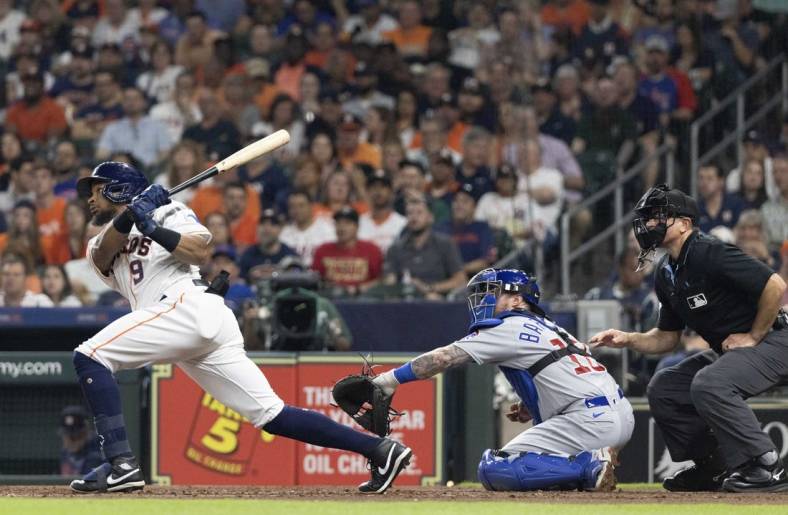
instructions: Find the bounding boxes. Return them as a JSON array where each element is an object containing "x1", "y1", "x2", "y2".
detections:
[{"x1": 167, "y1": 165, "x2": 218, "y2": 196}]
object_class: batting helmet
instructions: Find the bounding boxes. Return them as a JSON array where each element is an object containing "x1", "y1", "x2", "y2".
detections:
[
  {"x1": 76, "y1": 161, "x2": 148, "y2": 204},
  {"x1": 467, "y1": 268, "x2": 541, "y2": 327}
]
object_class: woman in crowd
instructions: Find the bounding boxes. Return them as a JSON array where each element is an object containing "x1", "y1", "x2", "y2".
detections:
[
  {"x1": 313, "y1": 169, "x2": 368, "y2": 219},
  {"x1": 155, "y1": 140, "x2": 205, "y2": 204},
  {"x1": 736, "y1": 158, "x2": 769, "y2": 210},
  {"x1": 308, "y1": 131, "x2": 339, "y2": 180},
  {"x1": 41, "y1": 264, "x2": 83, "y2": 307}
]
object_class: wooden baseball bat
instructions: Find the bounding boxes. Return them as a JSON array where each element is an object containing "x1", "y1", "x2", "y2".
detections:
[{"x1": 168, "y1": 129, "x2": 290, "y2": 196}]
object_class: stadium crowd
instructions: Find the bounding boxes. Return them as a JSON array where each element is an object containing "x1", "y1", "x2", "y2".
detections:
[{"x1": 0, "y1": 0, "x2": 785, "y2": 313}]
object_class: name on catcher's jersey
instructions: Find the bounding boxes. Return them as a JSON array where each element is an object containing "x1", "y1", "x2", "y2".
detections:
[
  {"x1": 453, "y1": 313, "x2": 621, "y2": 423},
  {"x1": 87, "y1": 201, "x2": 210, "y2": 310}
]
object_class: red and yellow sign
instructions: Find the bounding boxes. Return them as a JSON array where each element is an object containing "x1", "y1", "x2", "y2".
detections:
[{"x1": 150, "y1": 355, "x2": 443, "y2": 486}]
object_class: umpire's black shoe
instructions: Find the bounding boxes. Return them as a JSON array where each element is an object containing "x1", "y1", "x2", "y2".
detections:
[
  {"x1": 722, "y1": 450, "x2": 788, "y2": 493},
  {"x1": 70, "y1": 456, "x2": 145, "y2": 493},
  {"x1": 359, "y1": 439, "x2": 412, "y2": 494},
  {"x1": 663, "y1": 464, "x2": 724, "y2": 492}
]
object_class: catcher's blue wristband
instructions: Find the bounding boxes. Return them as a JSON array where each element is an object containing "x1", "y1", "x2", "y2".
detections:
[{"x1": 393, "y1": 362, "x2": 417, "y2": 384}]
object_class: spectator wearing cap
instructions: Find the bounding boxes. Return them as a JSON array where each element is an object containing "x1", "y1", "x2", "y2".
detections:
[
  {"x1": 71, "y1": 71, "x2": 125, "y2": 142},
  {"x1": 175, "y1": 10, "x2": 225, "y2": 81},
  {"x1": 761, "y1": 155, "x2": 788, "y2": 253},
  {"x1": 435, "y1": 183, "x2": 496, "y2": 277},
  {"x1": 342, "y1": 61, "x2": 395, "y2": 120},
  {"x1": 149, "y1": 71, "x2": 202, "y2": 143},
  {"x1": 246, "y1": 57, "x2": 281, "y2": 119},
  {"x1": 457, "y1": 127, "x2": 494, "y2": 199},
  {"x1": 427, "y1": 150, "x2": 460, "y2": 213},
  {"x1": 239, "y1": 209, "x2": 297, "y2": 283},
  {"x1": 0, "y1": 0, "x2": 26, "y2": 61},
  {"x1": 58, "y1": 405, "x2": 102, "y2": 476},
  {"x1": 541, "y1": 0, "x2": 592, "y2": 36},
  {"x1": 221, "y1": 182, "x2": 258, "y2": 251},
  {"x1": 209, "y1": 244, "x2": 255, "y2": 315},
  {"x1": 96, "y1": 86, "x2": 174, "y2": 170},
  {"x1": 515, "y1": 139, "x2": 565, "y2": 236},
  {"x1": 383, "y1": 196, "x2": 466, "y2": 300},
  {"x1": 280, "y1": 189, "x2": 336, "y2": 265},
  {"x1": 697, "y1": 162, "x2": 746, "y2": 234},
  {"x1": 336, "y1": 112, "x2": 382, "y2": 169},
  {"x1": 382, "y1": 0, "x2": 432, "y2": 59},
  {"x1": 49, "y1": 46, "x2": 95, "y2": 113},
  {"x1": 638, "y1": 35, "x2": 679, "y2": 127},
  {"x1": 5, "y1": 67, "x2": 67, "y2": 144},
  {"x1": 359, "y1": 169, "x2": 407, "y2": 253},
  {"x1": 572, "y1": 0, "x2": 628, "y2": 71},
  {"x1": 312, "y1": 207, "x2": 383, "y2": 295},
  {"x1": 92, "y1": 0, "x2": 139, "y2": 48},
  {"x1": 0, "y1": 253, "x2": 52, "y2": 307},
  {"x1": 727, "y1": 130, "x2": 777, "y2": 201},
  {"x1": 456, "y1": 77, "x2": 496, "y2": 133},
  {"x1": 136, "y1": 41, "x2": 184, "y2": 104},
  {"x1": 476, "y1": 164, "x2": 533, "y2": 247},
  {"x1": 532, "y1": 79, "x2": 577, "y2": 146},
  {"x1": 339, "y1": 0, "x2": 399, "y2": 45},
  {"x1": 182, "y1": 89, "x2": 240, "y2": 163}
]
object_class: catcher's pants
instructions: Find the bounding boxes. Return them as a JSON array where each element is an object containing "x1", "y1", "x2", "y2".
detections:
[
  {"x1": 75, "y1": 289, "x2": 285, "y2": 427},
  {"x1": 647, "y1": 328, "x2": 788, "y2": 469},
  {"x1": 501, "y1": 391, "x2": 634, "y2": 456}
]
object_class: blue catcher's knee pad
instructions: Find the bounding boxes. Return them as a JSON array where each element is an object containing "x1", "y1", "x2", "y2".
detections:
[{"x1": 478, "y1": 449, "x2": 601, "y2": 491}]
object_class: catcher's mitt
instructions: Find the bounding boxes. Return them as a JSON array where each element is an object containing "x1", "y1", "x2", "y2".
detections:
[{"x1": 332, "y1": 359, "x2": 400, "y2": 437}]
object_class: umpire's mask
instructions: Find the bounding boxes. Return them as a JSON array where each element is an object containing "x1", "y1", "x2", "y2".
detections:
[{"x1": 632, "y1": 184, "x2": 698, "y2": 270}]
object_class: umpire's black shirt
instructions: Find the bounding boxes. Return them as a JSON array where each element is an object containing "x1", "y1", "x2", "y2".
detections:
[{"x1": 654, "y1": 229, "x2": 773, "y2": 353}]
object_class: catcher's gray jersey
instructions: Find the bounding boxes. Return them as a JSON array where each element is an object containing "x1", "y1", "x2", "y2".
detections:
[{"x1": 454, "y1": 311, "x2": 622, "y2": 424}]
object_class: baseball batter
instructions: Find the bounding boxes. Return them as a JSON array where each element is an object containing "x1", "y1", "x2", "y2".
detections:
[
  {"x1": 373, "y1": 268, "x2": 634, "y2": 491},
  {"x1": 69, "y1": 162, "x2": 412, "y2": 494}
]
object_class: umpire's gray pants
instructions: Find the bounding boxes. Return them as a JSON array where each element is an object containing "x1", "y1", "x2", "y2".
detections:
[{"x1": 647, "y1": 328, "x2": 788, "y2": 469}]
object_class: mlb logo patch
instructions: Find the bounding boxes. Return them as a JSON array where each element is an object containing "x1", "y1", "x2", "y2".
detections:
[{"x1": 687, "y1": 293, "x2": 707, "y2": 309}]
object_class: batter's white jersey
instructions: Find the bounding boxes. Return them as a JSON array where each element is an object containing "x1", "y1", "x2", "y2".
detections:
[
  {"x1": 454, "y1": 312, "x2": 621, "y2": 424},
  {"x1": 87, "y1": 201, "x2": 207, "y2": 310}
]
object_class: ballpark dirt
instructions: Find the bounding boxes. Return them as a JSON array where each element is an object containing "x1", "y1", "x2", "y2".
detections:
[{"x1": 1, "y1": 485, "x2": 786, "y2": 503}]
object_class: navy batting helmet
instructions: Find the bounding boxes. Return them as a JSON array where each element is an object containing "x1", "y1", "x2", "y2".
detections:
[
  {"x1": 77, "y1": 161, "x2": 148, "y2": 204},
  {"x1": 467, "y1": 268, "x2": 540, "y2": 328}
]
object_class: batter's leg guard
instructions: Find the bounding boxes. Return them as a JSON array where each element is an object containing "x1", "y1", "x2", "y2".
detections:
[
  {"x1": 73, "y1": 352, "x2": 133, "y2": 461},
  {"x1": 477, "y1": 449, "x2": 608, "y2": 491}
]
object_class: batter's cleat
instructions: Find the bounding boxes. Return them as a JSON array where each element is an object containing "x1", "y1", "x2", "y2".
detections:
[
  {"x1": 70, "y1": 456, "x2": 145, "y2": 494},
  {"x1": 663, "y1": 464, "x2": 724, "y2": 492},
  {"x1": 588, "y1": 447, "x2": 618, "y2": 492},
  {"x1": 722, "y1": 450, "x2": 788, "y2": 493},
  {"x1": 359, "y1": 439, "x2": 412, "y2": 494}
]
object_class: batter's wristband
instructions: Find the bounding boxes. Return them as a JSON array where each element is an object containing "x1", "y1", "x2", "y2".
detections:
[
  {"x1": 149, "y1": 226, "x2": 182, "y2": 252},
  {"x1": 112, "y1": 209, "x2": 134, "y2": 234},
  {"x1": 393, "y1": 362, "x2": 417, "y2": 384}
]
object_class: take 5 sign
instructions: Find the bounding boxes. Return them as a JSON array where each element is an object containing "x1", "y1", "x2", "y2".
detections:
[{"x1": 150, "y1": 354, "x2": 444, "y2": 486}]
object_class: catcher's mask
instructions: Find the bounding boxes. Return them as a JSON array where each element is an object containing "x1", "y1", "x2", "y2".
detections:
[
  {"x1": 632, "y1": 184, "x2": 698, "y2": 270},
  {"x1": 467, "y1": 268, "x2": 540, "y2": 328}
]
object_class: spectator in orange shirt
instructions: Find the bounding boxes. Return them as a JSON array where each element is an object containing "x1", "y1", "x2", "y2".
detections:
[
  {"x1": 190, "y1": 169, "x2": 261, "y2": 235},
  {"x1": 222, "y1": 182, "x2": 259, "y2": 251},
  {"x1": 32, "y1": 165, "x2": 68, "y2": 265},
  {"x1": 274, "y1": 29, "x2": 308, "y2": 101},
  {"x1": 382, "y1": 0, "x2": 432, "y2": 60},
  {"x1": 5, "y1": 68, "x2": 67, "y2": 144},
  {"x1": 540, "y1": 0, "x2": 591, "y2": 36},
  {"x1": 336, "y1": 112, "x2": 382, "y2": 169},
  {"x1": 49, "y1": 200, "x2": 90, "y2": 266},
  {"x1": 312, "y1": 206, "x2": 383, "y2": 296}
]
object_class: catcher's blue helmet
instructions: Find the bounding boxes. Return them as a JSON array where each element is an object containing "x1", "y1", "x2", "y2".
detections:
[
  {"x1": 467, "y1": 268, "x2": 540, "y2": 327},
  {"x1": 77, "y1": 161, "x2": 148, "y2": 204}
]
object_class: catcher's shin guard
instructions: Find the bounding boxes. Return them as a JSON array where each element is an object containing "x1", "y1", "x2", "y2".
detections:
[{"x1": 477, "y1": 449, "x2": 609, "y2": 491}]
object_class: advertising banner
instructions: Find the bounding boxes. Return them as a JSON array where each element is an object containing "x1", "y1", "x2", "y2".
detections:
[{"x1": 151, "y1": 354, "x2": 443, "y2": 486}]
